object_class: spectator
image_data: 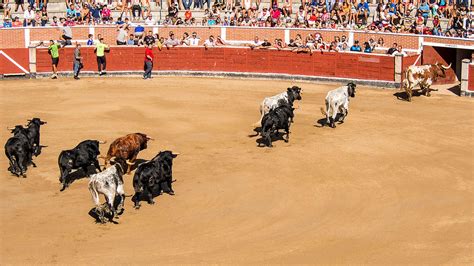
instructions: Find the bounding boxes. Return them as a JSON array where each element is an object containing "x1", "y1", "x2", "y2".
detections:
[
  {"x1": 132, "y1": 0, "x2": 142, "y2": 21},
  {"x1": 135, "y1": 24, "x2": 145, "y2": 38},
  {"x1": 40, "y1": 6, "x2": 48, "y2": 26},
  {"x1": 392, "y1": 45, "x2": 407, "y2": 56},
  {"x1": 116, "y1": 25, "x2": 128, "y2": 45},
  {"x1": 168, "y1": 2, "x2": 179, "y2": 22},
  {"x1": 50, "y1": 16, "x2": 58, "y2": 26},
  {"x1": 87, "y1": 34, "x2": 94, "y2": 45},
  {"x1": 12, "y1": 16, "x2": 22, "y2": 27},
  {"x1": 73, "y1": 42, "x2": 83, "y2": 80},
  {"x1": 377, "y1": 37, "x2": 384, "y2": 48},
  {"x1": 47, "y1": 40, "x2": 61, "y2": 79},
  {"x1": 127, "y1": 34, "x2": 135, "y2": 45},
  {"x1": 145, "y1": 14, "x2": 156, "y2": 25},
  {"x1": 102, "y1": 5, "x2": 112, "y2": 22},
  {"x1": 189, "y1": 32, "x2": 200, "y2": 46},
  {"x1": 350, "y1": 40, "x2": 362, "y2": 52},
  {"x1": 60, "y1": 18, "x2": 73, "y2": 46},
  {"x1": 143, "y1": 44, "x2": 154, "y2": 80},
  {"x1": 23, "y1": 5, "x2": 35, "y2": 26},
  {"x1": 95, "y1": 38, "x2": 109, "y2": 75},
  {"x1": 249, "y1": 36, "x2": 263, "y2": 49},
  {"x1": 144, "y1": 30, "x2": 155, "y2": 46},
  {"x1": 363, "y1": 42, "x2": 372, "y2": 53},
  {"x1": 163, "y1": 32, "x2": 180, "y2": 48},
  {"x1": 357, "y1": 0, "x2": 369, "y2": 24},
  {"x1": 203, "y1": 35, "x2": 216, "y2": 49},
  {"x1": 14, "y1": 0, "x2": 25, "y2": 13},
  {"x1": 181, "y1": 32, "x2": 190, "y2": 46},
  {"x1": 419, "y1": 1, "x2": 430, "y2": 24},
  {"x1": 387, "y1": 42, "x2": 397, "y2": 55},
  {"x1": 3, "y1": 18, "x2": 12, "y2": 28},
  {"x1": 4, "y1": 2, "x2": 12, "y2": 18}
]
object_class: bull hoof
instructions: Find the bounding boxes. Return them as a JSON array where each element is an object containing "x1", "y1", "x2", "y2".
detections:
[
  {"x1": 166, "y1": 191, "x2": 175, "y2": 196},
  {"x1": 134, "y1": 205, "x2": 141, "y2": 210},
  {"x1": 22, "y1": 174, "x2": 27, "y2": 178}
]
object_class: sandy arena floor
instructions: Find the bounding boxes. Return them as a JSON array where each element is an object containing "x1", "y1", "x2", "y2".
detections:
[{"x1": 0, "y1": 77, "x2": 473, "y2": 264}]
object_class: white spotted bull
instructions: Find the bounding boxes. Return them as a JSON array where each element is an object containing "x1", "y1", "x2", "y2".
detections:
[{"x1": 402, "y1": 62, "x2": 451, "y2": 102}]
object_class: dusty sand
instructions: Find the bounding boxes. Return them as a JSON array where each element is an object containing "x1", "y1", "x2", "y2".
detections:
[{"x1": 0, "y1": 77, "x2": 472, "y2": 264}]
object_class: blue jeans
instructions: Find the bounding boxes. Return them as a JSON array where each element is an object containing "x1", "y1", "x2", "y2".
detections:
[
  {"x1": 73, "y1": 60, "x2": 81, "y2": 77},
  {"x1": 183, "y1": 0, "x2": 192, "y2": 9}
]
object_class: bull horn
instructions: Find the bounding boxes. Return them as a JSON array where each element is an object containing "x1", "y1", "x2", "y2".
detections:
[
  {"x1": 441, "y1": 63, "x2": 452, "y2": 70},
  {"x1": 147, "y1": 137, "x2": 155, "y2": 141},
  {"x1": 40, "y1": 145, "x2": 48, "y2": 148},
  {"x1": 98, "y1": 140, "x2": 107, "y2": 144},
  {"x1": 108, "y1": 156, "x2": 116, "y2": 162},
  {"x1": 125, "y1": 160, "x2": 135, "y2": 166},
  {"x1": 6, "y1": 126, "x2": 14, "y2": 130},
  {"x1": 172, "y1": 152, "x2": 180, "y2": 156}
]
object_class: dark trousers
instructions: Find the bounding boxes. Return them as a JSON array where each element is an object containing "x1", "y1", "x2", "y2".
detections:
[
  {"x1": 144, "y1": 61, "x2": 153, "y2": 78},
  {"x1": 132, "y1": 5, "x2": 141, "y2": 18},
  {"x1": 97, "y1": 56, "x2": 106, "y2": 72}
]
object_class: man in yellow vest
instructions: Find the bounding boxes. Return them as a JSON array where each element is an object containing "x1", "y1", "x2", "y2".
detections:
[{"x1": 94, "y1": 38, "x2": 109, "y2": 76}]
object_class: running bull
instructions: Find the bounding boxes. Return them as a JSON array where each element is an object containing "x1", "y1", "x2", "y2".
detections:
[
  {"x1": 58, "y1": 139, "x2": 106, "y2": 191},
  {"x1": 132, "y1": 151, "x2": 179, "y2": 209},
  {"x1": 5, "y1": 125, "x2": 35, "y2": 177},
  {"x1": 103, "y1": 133, "x2": 153, "y2": 174}
]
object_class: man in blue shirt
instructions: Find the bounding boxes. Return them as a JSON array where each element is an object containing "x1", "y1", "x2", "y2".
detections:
[
  {"x1": 357, "y1": 0, "x2": 370, "y2": 24},
  {"x1": 350, "y1": 40, "x2": 362, "y2": 52},
  {"x1": 418, "y1": 1, "x2": 430, "y2": 25},
  {"x1": 134, "y1": 24, "x2": 145, "y2": 38},
  {"x1": 3, "y1": 18, "x2": 12, "y2": 28}
]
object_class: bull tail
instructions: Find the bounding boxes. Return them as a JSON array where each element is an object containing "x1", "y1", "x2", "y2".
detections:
[
  {"x1": 320, "y1": 107, "x2": 327, "y2": 116},
  {"x1": 88, "y1": 181, "x2": 100, "y2": 206}
]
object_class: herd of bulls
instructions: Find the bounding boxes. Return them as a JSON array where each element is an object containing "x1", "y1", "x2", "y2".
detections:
[
  {"x1": 5, "y1": 82, "x2": 357, "y2": 223},
  {"x1": 254, "y1": 82, "x2": 356, "y2": 147},
  {"x1": 5, "y1": 123, "x2": 178, "y2": 224}
]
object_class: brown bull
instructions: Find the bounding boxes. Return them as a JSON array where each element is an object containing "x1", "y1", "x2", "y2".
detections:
[
  {"x1": 103, "y1": 133, "x2": 153, "y2": 174},
  {"x1": 402, "y1": 62, "x2": 451, "y2": 102}
]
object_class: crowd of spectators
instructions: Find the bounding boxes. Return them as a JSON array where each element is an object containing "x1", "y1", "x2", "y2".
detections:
[
  {"x1": 110, "y1": 26, "x2": 409, "y2": 57},
  {"x1": 0, "y1": 0, "x2": 472, "y2": 38}
]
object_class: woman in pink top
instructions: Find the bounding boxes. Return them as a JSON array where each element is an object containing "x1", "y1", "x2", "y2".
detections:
[{"x1": 102, "y1": 5, "x2": 111, "y2": 22}]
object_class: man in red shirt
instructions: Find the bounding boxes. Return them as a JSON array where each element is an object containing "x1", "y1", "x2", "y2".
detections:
[{"x1": 143, "y1": 44, "x2": 154, "y2": 79}]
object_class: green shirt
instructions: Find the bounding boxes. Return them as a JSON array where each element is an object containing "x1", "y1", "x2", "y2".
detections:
[
  {"x1": 95, "y1": 43, "x2": 108, "y2": 57},
  {"x1": 48, "y1": 44, "x2": 60, "y2": 59}
]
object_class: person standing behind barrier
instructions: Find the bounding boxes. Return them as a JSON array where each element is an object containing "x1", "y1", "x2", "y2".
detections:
[
  {"x1": 95, "y1": 38, "x2": 109, "y2": 76},
  {"x1": 48, "y1": 40, "x2": 61, "y2": 79},
  {"x1": 143, "y1": 44, "x2": 154, "y2": 80},
  {"x1": 73, "y1": 42, "x2": 83, "y2": 80}
]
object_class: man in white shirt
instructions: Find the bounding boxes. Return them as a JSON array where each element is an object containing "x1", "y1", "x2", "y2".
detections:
[
  {"x1": 392, "y1": 46, "x2": 407, "y2": 57},
  {"x1": 23, "y1": 5, "x2": 35, "y2": 26},
  {"x1": 144, "y1": 14, "x2": 155, "y2": 25},
  {"x1": 203, "y1": 35, "x2": 216, "y2": 49},
  {"x1": 188, "y1": 32, "x2": 200, "y2": 46}
]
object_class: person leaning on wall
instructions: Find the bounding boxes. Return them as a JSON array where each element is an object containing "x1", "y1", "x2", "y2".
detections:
[
  {"x1": 94, "y1": 38, "x2": 110, "y2": 76},
  {"x1": 73, "y1": 41, "x2": 83, "y2": 80},
  {"x1": 143, "y1": 44, "x2": 154, "y2": 80}
]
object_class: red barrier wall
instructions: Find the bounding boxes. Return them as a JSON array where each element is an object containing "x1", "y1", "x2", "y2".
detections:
[
  {"x1": 0, "y1": 48, "x2": 29, "y2": 75},
  {"x1": 35, "y1": 46, "x2": 395, "y2": 81},
  {"x1": 469, "y1": 64, "x2": 474, "y2": 91}
]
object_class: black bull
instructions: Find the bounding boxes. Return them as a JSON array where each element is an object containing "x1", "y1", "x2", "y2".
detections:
[
  {"x1": 260, "y1": 104, "x2": 295, "y2": 147},
  {"x1": 132, "y1": 151, "x2": 179, "y2": 209},
  {"x1": 58, "y1": 139, "x2": 105, "y2": 191},
  {"x1": 5, "y1": 126, "x2": 36, "y2": 177}
]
